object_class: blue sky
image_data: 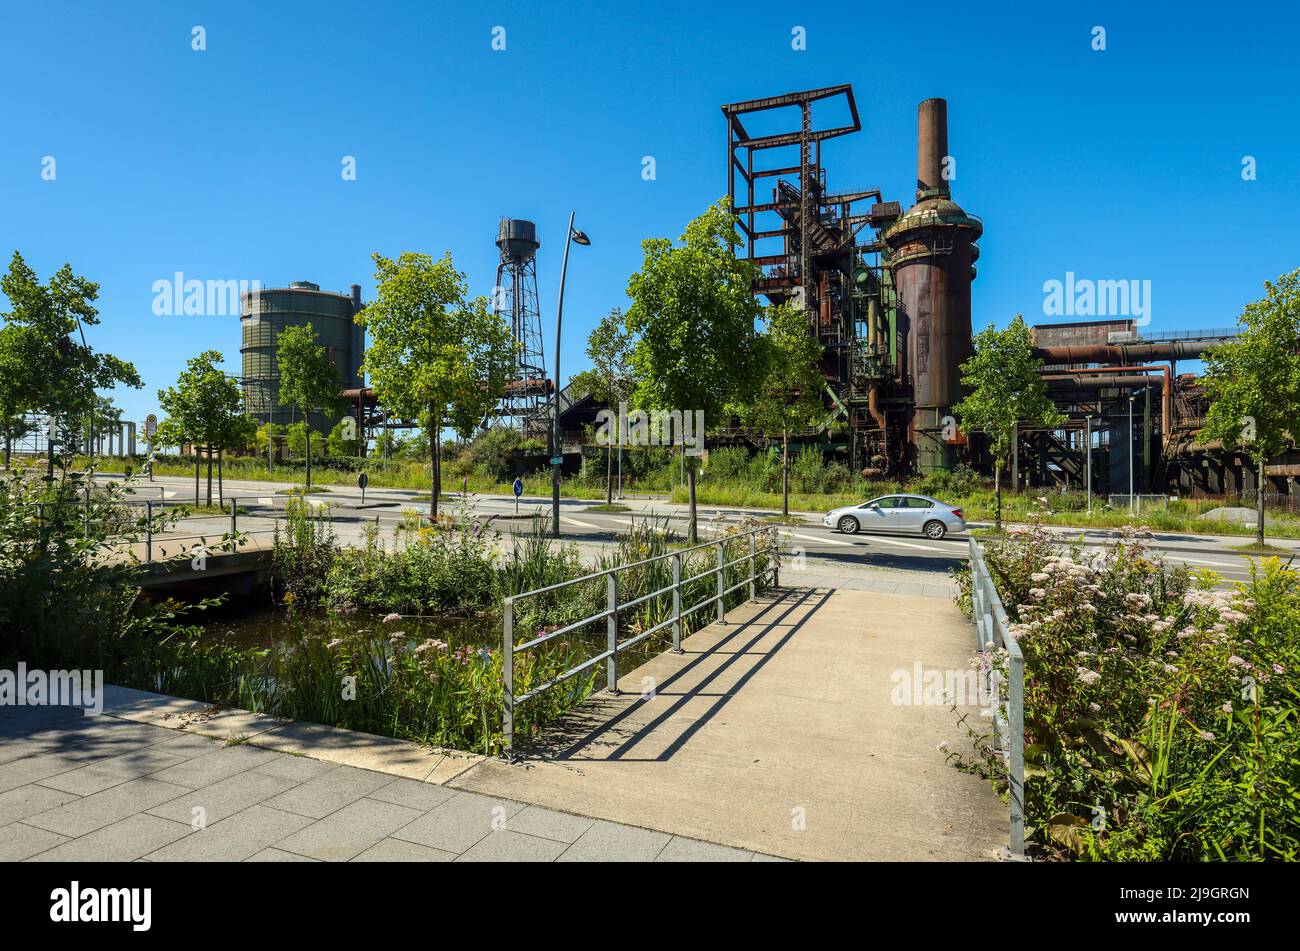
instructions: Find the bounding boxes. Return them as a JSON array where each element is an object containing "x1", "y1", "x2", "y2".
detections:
[{"x1": 2, "y1": 0, "x2": 1297, "y2": 426}]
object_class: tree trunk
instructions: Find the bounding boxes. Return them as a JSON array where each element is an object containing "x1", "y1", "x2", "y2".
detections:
[
  {"x1": 1257, "y1": 457, "x2": 1266, "y2": 546},
  {"x1": 218, "y1": 451, "x2": 224, "y2": 506},
  {"x1": 781, "y1": 428, "x2": 790, "y2": 518},
  {"x1": 305, "y1": 425, "x2": 312, "y2": 488},
  {"x1": 606, "y1": 433, "x2": 614, "y2": 506},
  {"x1": 205, "y1": 450, "x2": 213, "y2": 506},
  {"x1": 994, "y1": 461, "x2": 1003, "y2": 532},
  {"x1": 194, "y1": 454, "x2": 200, "y2": 504},
  {"x1": 687, "y1": 451, "x2": 697, "y2": 544},
  {"x1": 429, "y1": 402, "x2": 440, "y2": 523}
]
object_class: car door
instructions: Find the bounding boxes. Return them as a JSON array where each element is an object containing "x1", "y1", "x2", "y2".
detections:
[
  {"x1": 895, "y1": 496, "x2": 933, "y2": 533},
  {"x1": 857, "y1": 496, "x2": 900, "y2": 533}
]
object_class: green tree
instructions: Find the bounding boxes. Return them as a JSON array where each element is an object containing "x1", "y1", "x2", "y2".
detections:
[
  {"x1": 955, "y1": 314, "x2": 1065, "y2": 531},
  {"x1": 0, "y1": 324, "x2": 37, "y2": 468},
  {"x1": 157, "y1": 351, "x2": 252, "y2": 505},
  {"x1": 572, "y1": 307, "x2": 636, "y2": 504},
  {"x1": 1198, "y1": 270, "x2": 1300, "y2": 545},
  {"x1": 357, "y1": 251, "x2": 513, "y2": 521},
  {"x1": 733, "y1": 302, "x2": 826, "y2": 517},
  {"x1": 327, "y1": 418, "x2": 360, "y2": 457},
  {"x1": 625, "y1": 198, "x2": 764, "y2": 539},
  {"x1": 276, "y1": 323, "x2": 343, "y2": 488},
  {"x1": 0, "y1": 252, "x2": 141, "y2": 476}
]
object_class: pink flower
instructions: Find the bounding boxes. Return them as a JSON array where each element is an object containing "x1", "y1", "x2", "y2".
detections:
[{"x1": 383, "y1": 613, "x2": 402, "y2": 623}]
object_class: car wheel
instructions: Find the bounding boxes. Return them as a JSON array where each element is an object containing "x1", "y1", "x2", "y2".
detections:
[
  {"x1": 837, "y1": 515, "x2": 860, "y2": 535},
  {"x1": 923, "y1": 519, "x2": 947, "y2": 540}
]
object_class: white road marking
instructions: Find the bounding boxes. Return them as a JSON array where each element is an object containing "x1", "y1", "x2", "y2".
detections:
[
  {"x1": 790, "y1": 532, "x2": 857, "y2": 548},
  {"x1": 564, "y1": 516, "x2": 601, "y2": 529},
  {"x1": 860, "y1": 535, "x2": 958, "y2": 553},
  {"x1": 1174, "y1": 556, "x2": 1249, "y2": 568}
]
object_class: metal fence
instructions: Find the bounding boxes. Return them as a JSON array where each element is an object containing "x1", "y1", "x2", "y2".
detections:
[
  {"x1": 501, "y1": 525, "x2": 780, "y2": 759},
  {"x1": 968, "y1": 536, "x2": 1025, "y2": 858}
]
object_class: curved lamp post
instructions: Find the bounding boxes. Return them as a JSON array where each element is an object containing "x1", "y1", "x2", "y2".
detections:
[{"x1": 552, "y1": 212, "x2": 590, "y2": 537}]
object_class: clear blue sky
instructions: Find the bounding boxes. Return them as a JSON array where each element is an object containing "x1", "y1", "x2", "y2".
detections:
[{"x1": 2, "y1": 0, "x2": 1297, "y2": 426}]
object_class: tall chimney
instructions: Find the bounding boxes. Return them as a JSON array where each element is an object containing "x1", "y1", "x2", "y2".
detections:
[{"x1": 916, "y1": 98, "x2": 950, "y2": 201}]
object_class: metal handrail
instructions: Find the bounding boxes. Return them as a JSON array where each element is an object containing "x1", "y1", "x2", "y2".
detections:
[
  {"x1": 968, "y1": 536, "x2": 1025, "y2": 858},
  {"x1": 502, "y1": 525, "x2": 780, "y2": 758}
]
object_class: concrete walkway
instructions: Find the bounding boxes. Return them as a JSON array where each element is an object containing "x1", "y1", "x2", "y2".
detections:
[
  {"x1": 453, "y1": 585, "x2": 1007, "y2": 861},
  {"x1": 0, "y1": 698, "x2": 779, "y2": 862}
]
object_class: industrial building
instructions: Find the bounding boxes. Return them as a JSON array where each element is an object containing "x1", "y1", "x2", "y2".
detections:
[
  {"x1": 721, "y1": 83, "x2": 1298, "y2": 501},
  {"x1": 239, "y1": 281, "x2": 366, "y2": 433}
]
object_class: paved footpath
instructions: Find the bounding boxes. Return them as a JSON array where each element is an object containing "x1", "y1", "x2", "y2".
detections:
[{"x1": 0, "y1": 694, "x2": 781, "y2": 862}]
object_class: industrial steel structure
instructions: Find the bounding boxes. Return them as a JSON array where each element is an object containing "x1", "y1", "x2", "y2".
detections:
[
  {"x1": 721, "y1": 83, "x2": 1298, "y2": 501},
  {"x1": 493, "y1": 218, "x2": 552, "y2": 427}
]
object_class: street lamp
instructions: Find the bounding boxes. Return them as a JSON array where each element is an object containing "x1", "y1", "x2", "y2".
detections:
[{"x1": 552, "y1": 212, "x2": 590, "y2": 537}]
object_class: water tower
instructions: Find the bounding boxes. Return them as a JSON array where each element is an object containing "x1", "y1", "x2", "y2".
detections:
[{"x1": 494, "y1": 218, "x2": 549, "y2": 426}]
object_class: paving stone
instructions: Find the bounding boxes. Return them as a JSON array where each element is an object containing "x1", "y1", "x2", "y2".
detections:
[
  {"x1": 655, "y1": 836, "x2": 755, "y2": 862},
  {"x1": 0, "y1": 784, "x2": 82, "y2": 826},
  {"x1": 503, "y1": 805, "x2": 595, "y2": 844},
  {"x1": 350, "y1": 838, "x2": 457, "y2": 862},
  {"x1": 260, "y1": 764, "x2": 392, "y2": 819},
  {"x1": 456, "y1": 829, "x2": 568, "y2": 862},
  {"x1": 392, "y1": 791, "x2": 523, "y2": 854},
  {"x1": 149, "y1": 731, "x2": 225, "y2": 756},
  {"x1": 251, "y1": 754, "x2": 340, "y2": 783},
  {"x1": 0, "y1": 752, "x2": 83, "y2": 794},
  {"x1": 29, "y1": 813, "x2": 193, "y2": 862},
  {"x1": 245, "y1": 847, "x2": 319, "y2": 862},
  {"x1": 147, "y1": 743, "x2": 275, "y2": 788},
  {"x1": 36, "y1": 747, "x2": 191, "y2": 796},
  {"x1": 275, "y1": 798, "x2": 424, "y2": 861},
  {"x1": 146, "y1": 769, "x2": 298, "y2": 826},
  {"x1": 368, "y1": 777, "x2": 459, "y2": 812},
  {"x1": 23, "y1": 777, "x2": 191, "y2": 838},
  {"x1": 145, "y1": 805, "x2": 314, "y2": 861},
  {"x1": 557, "y1": 820, "x2": 671, "y2": 862},
  {"x1": 0, "y1": 822, "x2": 69, "y2": 861},
  {"x1": 751, "y1": 852, "x2": 793, "y2": 862}
]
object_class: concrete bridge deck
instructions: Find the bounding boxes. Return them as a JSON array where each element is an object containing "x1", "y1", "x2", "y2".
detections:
[{"x1": 452, "y1": 585, "x2": 1008, "y2": 861}]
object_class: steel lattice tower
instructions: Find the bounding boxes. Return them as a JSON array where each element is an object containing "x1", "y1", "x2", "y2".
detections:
[{"x1": 494, "y1": 218, "x2": 549, "y2": 427}]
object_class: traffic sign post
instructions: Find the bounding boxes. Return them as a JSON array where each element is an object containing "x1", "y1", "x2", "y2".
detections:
[
  {"x1": 513, "y1": 476, "x2": 523, "y2": 516},
  {"x1": 144, "y1": 414, "x2": 158, "y2": 481},
  {"x1": 358, "y1": 471, "x2": 369, "y2": 505}
]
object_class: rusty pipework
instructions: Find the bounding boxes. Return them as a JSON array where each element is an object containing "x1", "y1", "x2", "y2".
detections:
[
  {"x1": 1042, "y1": 364, "x2": 1172, "y2": 438},
  {"x1": 1033, "y1": 339, "x2": 1222, "y2": 365}
]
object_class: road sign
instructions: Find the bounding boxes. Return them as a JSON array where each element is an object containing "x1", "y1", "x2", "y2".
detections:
[
  {"x1": 512, "y1": 477, "x2": 523, "y2": 497},
  {"x1": 358, "y1": 471, "x2": 368, "y2": 504},
  {"x1": 550, "y1": 456, "x2": 563, "y2": 466},
  {"x1": 145, "y1": 414, "x2": 157, "y2": 438}
]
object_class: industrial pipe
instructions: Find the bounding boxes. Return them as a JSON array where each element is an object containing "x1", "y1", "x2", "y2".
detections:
[
  {"x1": 1042, "y1": 364, "x2": 1172, "y2": 439},
  {"x1": 1033, "y1": 339, "x2": 1222, "y2": 364}
]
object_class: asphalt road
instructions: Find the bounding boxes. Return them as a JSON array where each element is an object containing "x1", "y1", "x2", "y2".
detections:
[{"x1": 98, "y1": 473, "x2": 1297, "y2": 588}]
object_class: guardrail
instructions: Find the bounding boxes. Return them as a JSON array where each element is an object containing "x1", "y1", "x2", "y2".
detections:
[
  {"x1": 968, "y1": 536, "x2": 1025, "y2": 858},
  {"x1": 501, "y1": 525, "x2": 780, "y2": 759}
]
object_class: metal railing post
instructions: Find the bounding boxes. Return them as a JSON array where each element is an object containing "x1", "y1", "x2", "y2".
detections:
[
  {"x1": 145, "y1": 500, "x2": 153, "y2": 562},
  {"x1": 606, "y1": 573, "x2": 619, "y2": 693},
  {"x1": 716, "y1": 540, "x2": 726, "y2": 625},
  {"x1": 748, "y1": 534, "x2": 756, "y2": 600},
  {"x1": 671, "y1": 552, "x2": 683, "y2": 653},
  {"x1": 230, "y1": 497, "x2": 237, "y2": 536},
  {"x1": 1009, "y1": 649, "x2": 1025, "y2": 856},
  {"x1": 503, "y1": 598, "x2": 514, "y2": 760}
]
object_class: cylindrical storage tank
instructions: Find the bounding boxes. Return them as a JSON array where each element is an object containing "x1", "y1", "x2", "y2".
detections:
[{"x1": 240, "y1": 281, "x2": 364, "y2": 431}]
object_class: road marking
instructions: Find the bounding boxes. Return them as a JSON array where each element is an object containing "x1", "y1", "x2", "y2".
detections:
[
  {"x1": 790, "y1": 532, "x2": 857, "y2": 548},
  {"x1": 867, "y1": 535, "x2": 960, "y2": 553},
  {"x1": 1175, "y1": 556, "x2": 1249, "y2": 568},
  {"x1": 564, "y1": 516, "x2": 601, "y2": 529}
]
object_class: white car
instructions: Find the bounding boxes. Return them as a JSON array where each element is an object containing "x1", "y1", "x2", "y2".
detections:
[{"x1": 823, "y1": 494, "x2": 966, "y2": 539}]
